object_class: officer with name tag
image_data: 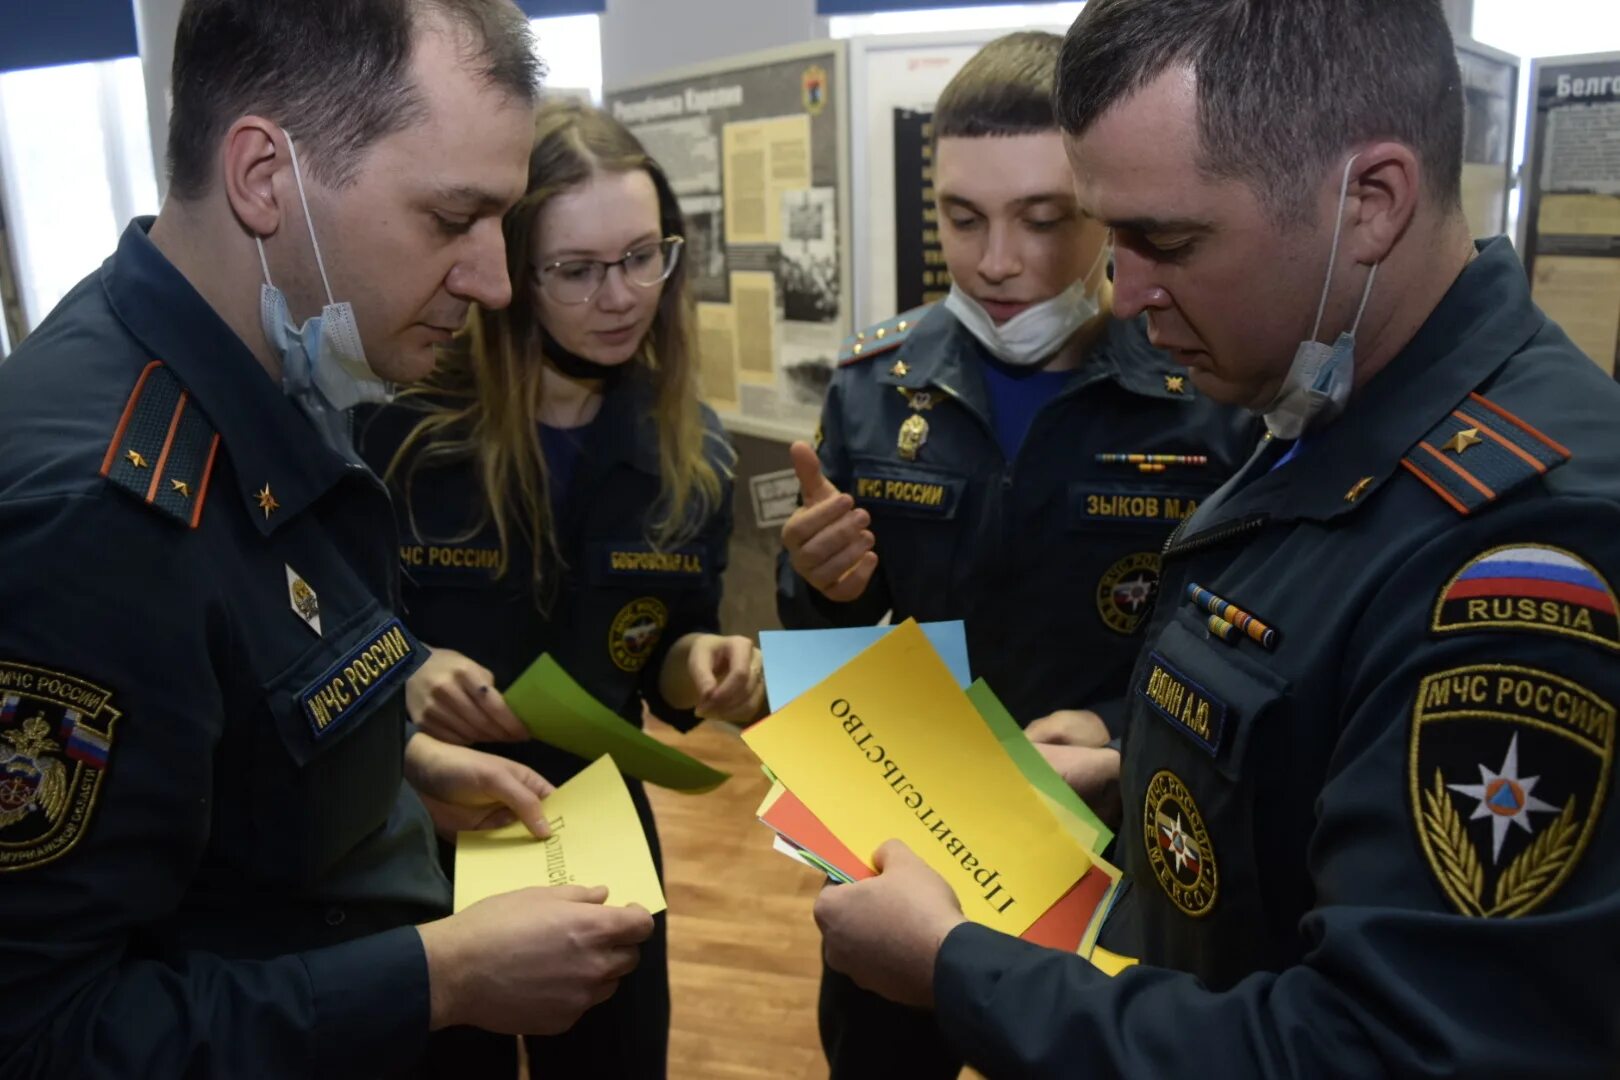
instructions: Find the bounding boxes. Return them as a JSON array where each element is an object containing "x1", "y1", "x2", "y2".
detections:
[
  {"x1": 360, "y1": 100, "x2": 763, "y2": 1078},
  {"x1": 0, "y1": 4, "x2": 655, "y2": 1076},
  {"x1": 776, "y1": 31, "x2": 1257, "y2": 1080},
  {"x1": 811, "y1": 2, "x2": 1620, "y2": 1076}
]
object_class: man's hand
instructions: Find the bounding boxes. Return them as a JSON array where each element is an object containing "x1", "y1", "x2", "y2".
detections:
[
  {"x1": 418, "y1": 885, "x2": 654, "y2": 1034},
  {"x1": 1025, "y1": 710, "x2": 1121, "y2": 825},
  {"x1": 406, "y1": 646, "x2": 528, "y2": 745},
  {"x1": 781, "y1": 441, "x2": 878, "y2": 602},
  {"x1": 405, "y1": 732, "x2": 553, "y2": 839},
  {"x1": 814, "y1": 840, "x2": 966, "y2": 1008}
]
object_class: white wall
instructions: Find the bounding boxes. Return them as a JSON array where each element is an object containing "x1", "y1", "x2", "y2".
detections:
[
  {"x1": 599, "y1": 0, "x2": 826, "y2": 88},
  {"x1": 134, "y1": 0, "x2": 182, "y2": 203}
]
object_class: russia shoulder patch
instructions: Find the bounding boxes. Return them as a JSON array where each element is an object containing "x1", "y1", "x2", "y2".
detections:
[{"x1": 1433, "y1": 544, "x2": 1619, "y2": 652}]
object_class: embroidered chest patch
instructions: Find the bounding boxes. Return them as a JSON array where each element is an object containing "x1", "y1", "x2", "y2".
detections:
[
  {"x1": 1143, "y1": 769, "x2": 1219, "y2": 917},
  {"x1": 609, "y1": 597, "x2": 669, "y2": 673},
  {"x1": 298, "y1": 619, "x2": 417, "y2": 740}
]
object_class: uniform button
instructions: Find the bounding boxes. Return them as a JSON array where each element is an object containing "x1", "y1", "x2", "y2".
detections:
[{"x1": 324, "y1": 906, "x2": 346, "y2": 927}]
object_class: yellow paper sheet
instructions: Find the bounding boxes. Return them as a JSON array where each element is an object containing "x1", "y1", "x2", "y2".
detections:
[
  {"x1": 1090, "y1": 946, "x2": 1139, "y2": 977},
  {"x1": 695, "y1": 301, "x2": 740, "y2": 411},
  {"x1": 1531, "y1": 255, "x2": 1620, "y2": 375},
  {"x1": 1537, "y1": 193, "x2": 1620, "y2": 238},
  {"x1": 454, "y1": 755, "x2": 667, "y2": 915},
  {"x1": 743, "y1": 620, "x2": 1094, "y2": 937},
  {"x1": 721, "y1": 114, "x2": 811, "y2": 246},
  {"x1": 731, "y1": 270, "x2": 777, "y2": 381}
]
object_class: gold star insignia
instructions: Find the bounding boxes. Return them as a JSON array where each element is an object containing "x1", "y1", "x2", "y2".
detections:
[
  {"x1": 875, "y1": 327, "x2": 887, "y2": 340},
  {"x1": 256, "y1": 484, "x2": 279, "y2": 519},
  {"x1": 890, "y1": 359, "x2": 909, "y2": 377},
  {"x1": 897, "y1": 320, "x2": 909, "y2": 332},
  {"x1": 125, "y1": 449, "x2": 148, "y2": 469},
  {"x1": 170, "y1": 478, "x2": 191, "y2": 499},
  {"x1": 1444, "y1": 427, "x2": 1483, "y2": 455},
  {"x1": 1344, "y1": 476, "x2": 1373, "y2": 503},
  {"x1": 852, "y1": 342, "x2": 864, "y2": 356},
  {"x1": 1165, "y1": 374, "x2": 1187, "y2": 394}
]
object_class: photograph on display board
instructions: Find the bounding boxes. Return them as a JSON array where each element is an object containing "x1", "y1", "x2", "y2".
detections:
[
  {"x1": 1522, "y1": 53, "x2": 1620, "y2": 377},
  {"x1": 606, "y1": 47, "x2": 848, "y2": 433},
  {"x1": 892, "y1": 107, "x2": 947, "y2": 313}
]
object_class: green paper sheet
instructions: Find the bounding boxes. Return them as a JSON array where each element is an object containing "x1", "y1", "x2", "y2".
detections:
[
  {"x1": 967, "y1": 680, "x2": 1115, "y2": 853},
  {"x1": 503, "y1": 653, "x2": 728, "y2": 793}
]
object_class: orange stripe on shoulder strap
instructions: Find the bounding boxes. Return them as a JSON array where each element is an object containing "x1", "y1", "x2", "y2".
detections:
[
  {"x1": 189, "y1": 433, "x2": 222, "y2": 529},
  {"x1": 1418, "y1": 441, "x2": 1495, "y2": 500},
  {"x1": 99, "y1": 360, "x2": 164, "y2": 477},
  {"x1": 1468, "y1": 391, "x2": 1573, "y2": 458},
  {"x1": 146, "y1": 392, "x2": 190, "y2": 503},
  {"x1": 1400, "y1": 458, "x2": 1471, "y2": 515}
]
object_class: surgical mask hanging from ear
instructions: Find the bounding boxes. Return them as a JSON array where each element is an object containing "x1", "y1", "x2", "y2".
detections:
[
  {"x1": 256, "y1": 131, "x2": 391, "y2": 451},
  {"x1": 1262, "y1": 154, "x2": 1379, "y2": 440},
  {"x1": 943, "y1": 241, "x2": 1110, "y2": 368}
]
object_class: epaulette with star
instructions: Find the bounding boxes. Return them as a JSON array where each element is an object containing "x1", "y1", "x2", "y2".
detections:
[
  {"x1": 99, "y1": 361, "x2": 221, "y2": 529},
  {"x1": 1400, "y1": 391, "x2": 1570, "y2": 516},
  {"x1": 838, "y1": 304, "x2": 933, "y2": 366}
]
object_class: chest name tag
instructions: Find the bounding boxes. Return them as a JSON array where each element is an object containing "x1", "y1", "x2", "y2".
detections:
[
  {"x1": 399, "y1": 544, "x2": 503, "y2": 573},
  {"x1": 299, "y1": 618, "x2": 416, "y2": 740},
  {"x1": 1079, "y1": 490, "x2": 1202, "y2": 526},
  {"x1": 1137, "y1": 651, "x2": 1228, "y2": 755},
  {"x1": 853, "y1": 474, "x2": 958, "y2": 514},
  {"x1": 603, "y1": 546, "x2": 706, "y2": 579}
]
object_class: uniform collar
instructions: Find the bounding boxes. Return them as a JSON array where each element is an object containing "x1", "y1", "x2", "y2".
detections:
[
  {"x1": 877, "y1": 305, "x2": 1201, "y2": 406},
  {"x1": 579, "y1": 365, "x2": 662, "y2": 478},
  {"x1": 101, "y1": 217, "x2": 351, "y2": 534},
  {"x1": 1190, "y1": 237, "x2": 1541, "y2": 532}
]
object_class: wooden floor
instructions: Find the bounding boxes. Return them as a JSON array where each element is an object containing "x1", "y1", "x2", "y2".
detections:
[{"x1": 645, "y1": 716, "x2": 830, "y2": 1080}]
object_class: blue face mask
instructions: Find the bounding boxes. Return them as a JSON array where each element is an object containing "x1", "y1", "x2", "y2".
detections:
[
  {"x1": 255, "y1": 131, "x2": 391, "y2": 446},
  {"x1": 1263, "y1": 154, "x2": 1380, "y2": 440}
]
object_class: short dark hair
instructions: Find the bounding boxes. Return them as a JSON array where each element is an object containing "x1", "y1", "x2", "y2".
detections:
[
  {"x1": 1055, "y1": 0, "x2": 1464, "y2": 223},
  {"x1": 934, "y1": 31, "x2": 1063, "y2": 138},
  {"x1": 166, "y1": 0, "x2": 543, "y2": 201}
]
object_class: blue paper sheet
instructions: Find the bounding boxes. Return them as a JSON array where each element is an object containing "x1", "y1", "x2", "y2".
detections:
[{"x1": 759, "y1": 620, "x2": 971, "y2": 712}]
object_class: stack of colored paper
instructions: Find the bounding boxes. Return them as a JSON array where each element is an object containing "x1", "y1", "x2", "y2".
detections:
[{"x1": 746, "y1": 620, "x2": 1121, "y2": 958}]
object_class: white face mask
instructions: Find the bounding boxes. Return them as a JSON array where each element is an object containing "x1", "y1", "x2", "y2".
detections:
[
  {"x1": 1262, "y1": 154, "x2": 1379, "y2": 440},
  {"x1": 943, "y1": 243, "x2": 1109, "y2": 367},
  {"x1": 256, "y1": 131, "x2": 391, "y2": 424}
]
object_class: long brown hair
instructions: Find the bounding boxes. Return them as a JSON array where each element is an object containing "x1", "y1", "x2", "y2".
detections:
[{"x1": 387, "y1": 99, "x2": 730, "y2": 597}]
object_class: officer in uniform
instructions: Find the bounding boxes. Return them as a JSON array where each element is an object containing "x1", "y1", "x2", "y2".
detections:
[
  {"x1": 0, "y1": 3, "x2": 650, "y2": 1075},
  {"x1": 777, "y1": 31, "x2": 1256, "y2": 1080},
  {"x1": 811, "y1": 2, "x2": 1620, "y2": 1075}
]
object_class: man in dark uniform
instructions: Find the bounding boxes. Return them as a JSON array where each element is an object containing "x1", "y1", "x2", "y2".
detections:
[
  {"x1": 0, "y1": 3, "x2": 651, "y2": 1076},
  {"x1": 777, "y1": 31, "x2": 1256, "y2": 1080},
  {"x1": 811, "y1": 2, "x2": 1620, "y2": 1076}
]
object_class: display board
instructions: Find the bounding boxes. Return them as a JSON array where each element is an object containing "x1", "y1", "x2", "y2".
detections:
[
  {"x1": 606, "y1": 41, "x2": 851, "y2": 443},
  {"x1": 848, "y1": 29, "x2": 1066, "y2": 327},
  {"x1": 1522, "y1": 52, "x2": 1620, "y2": 378},
  {"x1": 1455, "y1": 39, "x2": 1519, "y2": 240}
]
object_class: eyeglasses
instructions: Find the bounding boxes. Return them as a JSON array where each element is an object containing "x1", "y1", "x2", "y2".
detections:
[{"x1": 534, "y1": 235, "x2": 684, "y2": 305}]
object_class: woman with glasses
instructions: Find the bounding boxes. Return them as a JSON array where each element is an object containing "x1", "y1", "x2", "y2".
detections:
[{"x1": 359, "y1": 100, "x2": 762, "y2": 1078}]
